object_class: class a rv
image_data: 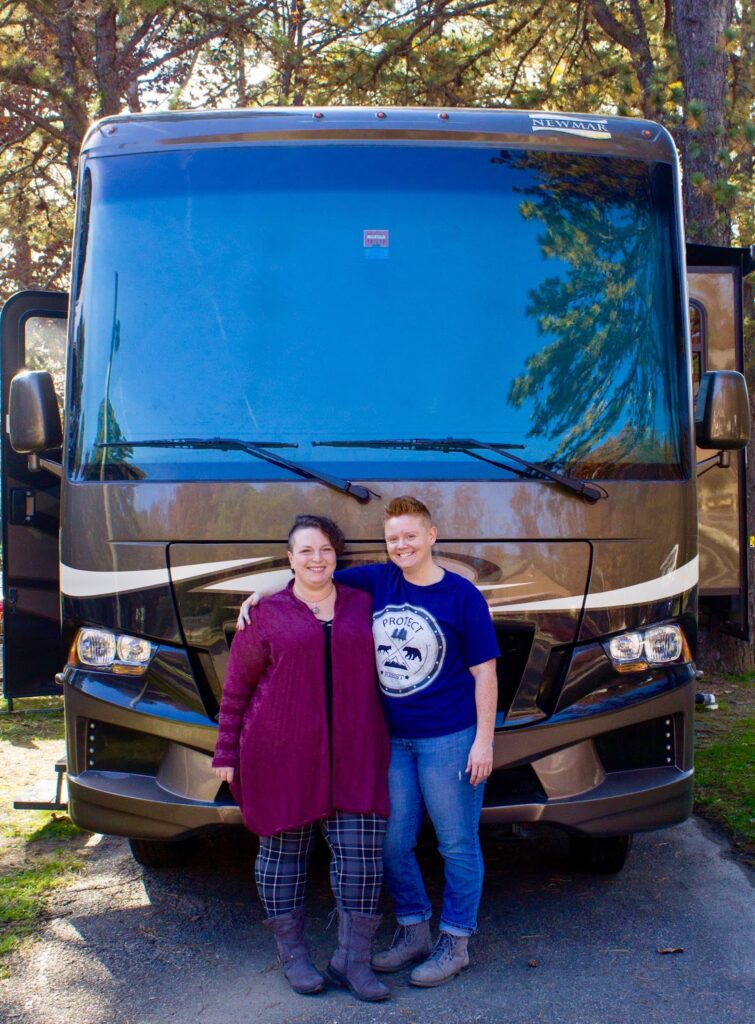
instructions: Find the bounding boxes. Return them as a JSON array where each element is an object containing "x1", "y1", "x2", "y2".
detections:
[{"x1": 2, "y1": 108, "x2": 750, "y2": 872}]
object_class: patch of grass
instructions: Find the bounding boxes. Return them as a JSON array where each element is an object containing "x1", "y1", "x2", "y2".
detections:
[
  {"x1": 694, "y1": 671, "x2": 755, "y2": 857},
  {"x1": 27, "y1": 815, "x2": 82, "y2": 842},
  {"x1": 721, "y1": 671, "x2": 755, "y2": 684},
  {"x1": 0, "y1": 850, "x2": 82, "y2": 973},
  {"x1": 0, "y1": 698, "x2": 90, "y2": 974},
  {"x1": 0, "y1": 698, "x2": 64, "y2": 745},
  {"x1": 2, "y1": 813, "x2": 68, "y2": 841},
  {"x1": 694, "y1": 715, "x2": 754, "y2": 850},
  {"x1": 0, "y1": 695, "x2": 64, "y2": 713}
]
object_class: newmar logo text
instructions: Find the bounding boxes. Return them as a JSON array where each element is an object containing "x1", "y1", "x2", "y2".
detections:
[{"x1": 529, "y1": 115, "x2": 611, "y2": 140}]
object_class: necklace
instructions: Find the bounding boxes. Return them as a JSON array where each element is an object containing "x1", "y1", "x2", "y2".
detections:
[{"x1": 294, "y1": 583, "x2": 334, "y2": 616}]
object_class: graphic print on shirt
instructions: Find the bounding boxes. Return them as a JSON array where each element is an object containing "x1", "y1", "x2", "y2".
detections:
[{"x1": 373, "y1": 604, "x2": 446, "y2": 697}]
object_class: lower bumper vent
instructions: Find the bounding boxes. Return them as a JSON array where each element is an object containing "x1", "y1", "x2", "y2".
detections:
[
  {"x1": 483, "y1": 764, "x2": 546, "y2": 807},
  {"x1": 594, "y1": 716, "x2": 676, "y2": 772}
]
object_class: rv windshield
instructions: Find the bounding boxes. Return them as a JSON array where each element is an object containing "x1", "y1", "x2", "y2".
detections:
[{"x1": 70, "y1": 143, "x2": 687, "y2": 482}]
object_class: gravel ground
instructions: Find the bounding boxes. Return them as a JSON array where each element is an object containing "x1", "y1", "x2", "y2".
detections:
[{"x1": 0, "y1": 817, "x2": 752, "y2": 1024}]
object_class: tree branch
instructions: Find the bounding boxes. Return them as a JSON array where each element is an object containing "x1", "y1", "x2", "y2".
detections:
[{"x1": 0, "y1": 96, "x2": 71, "y2": 146}]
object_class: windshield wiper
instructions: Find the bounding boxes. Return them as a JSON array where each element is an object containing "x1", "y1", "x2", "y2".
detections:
[
  {"x1": 313, "y1": 437, "x2": 605, "y2": 503},
  {"x1": 96, "y1": 438, "x2": 377, "y2": 503}
]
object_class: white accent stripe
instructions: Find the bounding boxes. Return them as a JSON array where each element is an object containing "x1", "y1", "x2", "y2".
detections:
[
  {"x1": 60, "y1": 557, "x2": 268, "y2": 597},
  {"x1": 171, "y1": 557, "x2": 269, "y2": 581},
  {"x1": 60, "y1": 553, "x2": 699, "y2": 613},
  {"x1": 477, "y1": 581, "x2": 531, "y2": 591},
  {"x1": 488, "y1": 556, "x2": 699, "y2": 613},
  {"x1": 204, "y1": 568, "x2": 293, "y2": 593}
]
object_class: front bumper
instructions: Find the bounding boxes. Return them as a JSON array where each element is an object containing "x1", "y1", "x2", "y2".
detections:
[
  {"x1": 64, "y1": 655, "x2": 696, "y2": 841},
  {"x1": 483, "y1": 670, "x2": 695, "y2": 836}
]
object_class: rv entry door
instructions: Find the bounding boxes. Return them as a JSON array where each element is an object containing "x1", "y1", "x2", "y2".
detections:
[{"x1": 1, "y1": 290, "x2": 68, "y2": 699}]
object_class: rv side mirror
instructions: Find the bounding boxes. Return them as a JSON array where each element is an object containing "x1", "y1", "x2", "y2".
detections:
[
  {"x1": 8, "y1": 370, "x2": 63, "y2": 453},
  {"x1": 694, "y1": 370, "x2": 750, "y2": 451}
]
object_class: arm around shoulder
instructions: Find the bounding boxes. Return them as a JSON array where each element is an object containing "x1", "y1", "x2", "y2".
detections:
[{"x1": 236, "y1": 578, "x2": 289, "y2": 630}]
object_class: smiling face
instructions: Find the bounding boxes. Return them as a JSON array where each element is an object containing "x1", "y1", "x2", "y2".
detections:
[
  {"x1": 287, "y1": 527, "x2": 337, "y2": 590},
  {"x1": 384, "y1": 514, "x2": 437, "y2": 577}
]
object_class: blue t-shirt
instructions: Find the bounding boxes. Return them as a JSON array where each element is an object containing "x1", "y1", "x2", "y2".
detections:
[{"x1": 334, "y1": 563, "x2": 500, "y2": 739}]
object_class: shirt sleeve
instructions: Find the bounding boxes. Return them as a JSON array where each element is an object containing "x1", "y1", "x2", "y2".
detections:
[
  {"x1": 333, "y1": 562, "x2": 385, "y2": 595},
  {"x1": 212, "y1": 616, "x2": 271, "y2": 769},
  {"x1": 460, "y1": 583, "x2": 501, "y2": 668}
]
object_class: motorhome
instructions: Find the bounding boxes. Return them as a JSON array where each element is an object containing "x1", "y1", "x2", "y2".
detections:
[{"x1": 2, "y1": 108, "x2": 750, "y2": 872}]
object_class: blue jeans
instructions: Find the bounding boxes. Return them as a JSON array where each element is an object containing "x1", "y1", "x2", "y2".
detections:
[{"x1": 383, "y1": 725, "x2": 485, "y2": 936}]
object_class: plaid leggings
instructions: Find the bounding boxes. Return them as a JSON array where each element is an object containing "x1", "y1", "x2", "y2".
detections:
[{"x1": 256, "y1": 812, "x2": 387, "y2": 918}]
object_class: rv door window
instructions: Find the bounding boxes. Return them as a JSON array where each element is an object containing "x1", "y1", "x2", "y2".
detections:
[
  {"x1": 25, "y1": 316, "x2": 67, "y2": 411},
  {"x1": 688, "y1": 301, "x2": 706, "y2": 393}
]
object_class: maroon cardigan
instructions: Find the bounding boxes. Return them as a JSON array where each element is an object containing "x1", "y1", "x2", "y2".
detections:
[{"x1": 212, "y1": 581, "x2": 390, "y2": 836}]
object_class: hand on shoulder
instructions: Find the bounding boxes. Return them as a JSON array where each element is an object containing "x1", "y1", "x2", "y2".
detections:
[
  {"x1": 236, "y1": 592, "x2": 260, "y2": 631},
  {"x1": 236, "y1": 579, "x2": 290, "y2": 631}
]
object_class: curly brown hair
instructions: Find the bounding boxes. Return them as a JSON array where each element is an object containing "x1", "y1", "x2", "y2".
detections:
[{"x1": 287, "y1": 514, "x2": 345, "y2": 555}]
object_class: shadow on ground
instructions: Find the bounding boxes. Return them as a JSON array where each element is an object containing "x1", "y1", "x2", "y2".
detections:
[{"x1": 1, "y1": 821, "x2": 753, "y2": 1024}]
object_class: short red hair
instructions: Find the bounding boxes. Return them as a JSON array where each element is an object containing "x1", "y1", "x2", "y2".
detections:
[{"x1": 383, "y1": 495, "x2": 432, "y2": 524}]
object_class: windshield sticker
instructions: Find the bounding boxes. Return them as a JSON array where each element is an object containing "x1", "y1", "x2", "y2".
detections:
[
  {"x1": 528, "y1": 115, "x2": 611, "y2": 140},
  {"x1": 373, "y1": 604, "x2": 445, "y2": 697},
  {"x1": 364, "y1": 228, "x2": 390, "y2": 260}
]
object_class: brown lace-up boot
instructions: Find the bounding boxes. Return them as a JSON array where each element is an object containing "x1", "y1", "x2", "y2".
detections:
[
  {"x1": 371, "y1": 921, "x2": 433, "y2": 972},
  {"x1": 409, "y1": 930, "x2": 469, "y2": 987}
]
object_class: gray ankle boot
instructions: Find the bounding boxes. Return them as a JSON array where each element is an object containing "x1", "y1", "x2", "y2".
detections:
[
  {"x1": 326, "y1": 910, "x2": 390, "y2": 1002},
  {"x1": 371, "y1": 921, "x2": 433, "y2": 972},
  {"x1": 409, "y1": 930, "x2": 470, "y2": 987},
  {"x1": 263, "y1": 908, "x2": 326, "y2": 995}
]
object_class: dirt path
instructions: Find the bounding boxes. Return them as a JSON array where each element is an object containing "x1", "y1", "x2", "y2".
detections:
[
  {"x1": 1, "y1": 677, "x2": 752, "y2": 1023},
  {"x1": 0, "y1": 715, "x2": 79, "y2": 868},
  {"x1": 0, "y1": 817, "x2": 752, "y2": 1024}
]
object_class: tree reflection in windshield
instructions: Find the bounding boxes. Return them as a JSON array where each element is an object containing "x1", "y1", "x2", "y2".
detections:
[
  {"x1": 71, "y1": 144, "x2": 687, "y2": 483},
  {"x1": 498, "y1": 151, "x2": 684, "y2": 478}
]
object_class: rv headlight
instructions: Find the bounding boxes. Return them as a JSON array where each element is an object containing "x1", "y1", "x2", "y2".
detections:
[
  {"x1": 605, "y1": 624, "x2": 689, "y2": 672},
  {"x1": 74, "y1": 628, "x2": 154, "y2": 674},
  {"x1": 76, "y1": 629, "x2": 117, "y2": 667},
  {"x1": 643, "y1": 625, "x2": 684, "y2": 663},
  {"x1": 607, "y1": 632, "x2": 644, "y2": 664},
  {"x1": 116, "y1": 634, "x2": 153, "y2": 666}
]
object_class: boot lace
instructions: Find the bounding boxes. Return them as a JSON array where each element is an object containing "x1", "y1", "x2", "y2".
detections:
[
  {"x1": 390, "y1": 924, "x2": 420, "y2": 951},
  {"x1": 426, "y1": 931, "x2": 455, "y2": 965}
]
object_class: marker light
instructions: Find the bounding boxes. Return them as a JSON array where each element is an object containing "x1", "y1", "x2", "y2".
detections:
[
  {"x1": 605, "y1": 624, "x2": 690, "y2": 673},
  {"x1": 74, "y1": 628, "x2": 154, "y2": 675}
]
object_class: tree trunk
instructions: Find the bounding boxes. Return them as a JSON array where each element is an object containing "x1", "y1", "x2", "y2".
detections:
[
  {"x1": 55, "y1": 0, "x2": 89, "y2": 186},
  {"x1": 280, "y1": 0, "x2": 302, "y2": 101},
  {"x1": 697, "y1": 626, "x2": 754, "y2": 676},
  {"x1": 95, "y1": 5, "x2": 121, "y2": 116},
  {"x1": 673, "y1": 0, "x2": 734, "y2": 243}
]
